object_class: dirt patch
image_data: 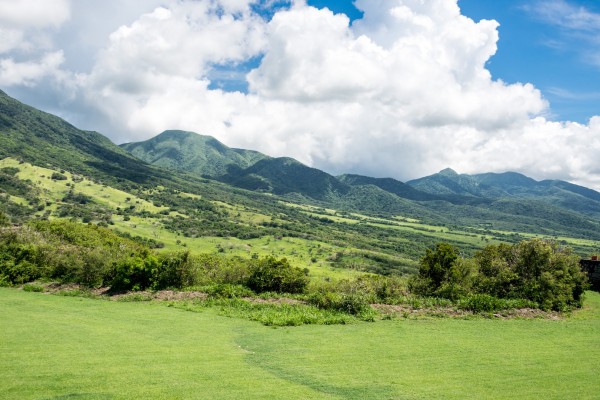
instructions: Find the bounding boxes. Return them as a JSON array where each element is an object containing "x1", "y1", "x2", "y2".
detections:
[
  {"x1": 372, "y1": 304, "x2": 473, "y2": 319},
  {"x1": 152, "y1": 290, "x2": 208, "y2": 301},
  {"x1": 243, "y1": 297, "x2": 306, "y2": 305},
  {"x1": 371, "y1": 304, "x2": 564, "y2": 320}
]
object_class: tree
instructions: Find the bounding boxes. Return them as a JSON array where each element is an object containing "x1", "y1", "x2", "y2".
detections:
[
  {"x1": 411, "y1": 243, "x2": 475, "y2": 299},
  {"x1": 247, "y1": 257, "x2": 308, "y2": 294}
]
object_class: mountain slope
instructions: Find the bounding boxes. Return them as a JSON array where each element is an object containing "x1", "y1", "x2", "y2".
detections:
[
  {"x1": 407, "y1": 168, "x2": 600, "y2": 217},
  {"x1": 0, "y1": 89, "x2": 171, "y2": 186},
  {"x1": 221, "y1": 157, "x2": 351, "y2": 200},
  {"x1": 338, "y1": 174, "x2": 438, "y2": 201},
  {"x1": 120, "y1": 130, "x2": 268, "y2": 178}
]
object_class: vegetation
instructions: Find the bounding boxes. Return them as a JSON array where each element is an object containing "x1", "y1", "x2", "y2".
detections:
[
  {"x1": 411, "y1": 239, "x2": 588, "y2": 311},
  {"x1": 2, "y1": 288, "x2": 600, "y2": 399}
]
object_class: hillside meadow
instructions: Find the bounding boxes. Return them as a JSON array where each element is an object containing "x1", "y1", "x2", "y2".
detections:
[{"x1": 1, "y1": 288, "x2": 599, "y2": 399}]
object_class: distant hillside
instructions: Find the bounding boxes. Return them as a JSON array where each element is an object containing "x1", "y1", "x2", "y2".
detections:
[
  {"x1": 220, "y1": 157, "x2": 351, "y2": 200},
  {"x1": 407, "y1": 168, "x2": 600, "y2": 218},
  {"x1": 4, "y1": 88, "x2": 600, "y2": 242},
  {"x1": 120, "y1": 130, "x2": 268, "y2": 178},
  {"x1": 122, "y1": 130, "x2": 351, "y2": 201},
  {"x1": 338, "y1": 174, "x2": 438, "y2": 201},
  {"x1": 0, "y1": 89, "x2": 170, "y2": 186}
]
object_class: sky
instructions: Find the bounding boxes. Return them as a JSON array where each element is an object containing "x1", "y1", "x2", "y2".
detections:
[{"x1": 1, "y1": 0, "x2": 600, "y2": 189}]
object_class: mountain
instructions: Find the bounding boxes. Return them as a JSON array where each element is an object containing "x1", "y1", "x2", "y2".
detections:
[
  {"x1": 0, "y1": 89, "x2": 171, "y2": 187},
  {"x1": 122, "y1": 130, "x2": 351, "y2": 201},
  {"x1": 338, "y1": 174, "x2": 438, "y2": 201},
  {"x1": 120, "y1": 130, "x2": 268, "y2": 178},
  {"x1": 407, "y1": 169, "x2": 600, "y2": 217},
  {"x1": 4, "y1": 88, "x2": 600, "y2": 245},
  {"x1": 220, "y1": 157, "x2": 351, "y2": 200}
]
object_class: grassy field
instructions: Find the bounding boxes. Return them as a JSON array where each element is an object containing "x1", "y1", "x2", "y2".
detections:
[{"x1": 2, "y1": 288, "x2": 599, "y2": 399}]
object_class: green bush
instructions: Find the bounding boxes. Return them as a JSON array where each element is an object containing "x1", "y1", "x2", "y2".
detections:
[
  {"x1": 0, "y1": 211, "x2": 9, "y2": 226},
  {"x1": 110, "y1": 256, "x2": 158, "y2": 292},
  {"x1": 22, "y1": 283, "x2": 44, "y2": 292},
  {"x1": 152, "y1": 251, "x2": 196, "y2": 290},
  {"x1": 410, "y1": 244, "x2": 476, "y2": 300},
  {"x1": 50, "y1": 172, "x2": 67, "y2": 181},
  {"x1": 474, "y1": 239, "x2": 588, "y2": 311},
  {"x1": 192, "y1": 254, "x2": 252, "y2": 286},
  {"x1": 247, "y1": 257, "x2": 308, "y2": 294},
  {"x1": 308, "y1": 290, "x2": 373, "y2": 317}
]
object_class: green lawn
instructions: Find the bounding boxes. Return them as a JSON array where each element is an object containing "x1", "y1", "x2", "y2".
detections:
[{"x1": 2, "y1": 288, "x2": 599, "y2": 399}]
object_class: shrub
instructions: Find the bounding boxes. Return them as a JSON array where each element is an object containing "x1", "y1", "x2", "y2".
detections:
[
  {"x1": 110, "y1": 256, "x2": 158, "y2": 292},
  {"x1": 50, "y1": 172, "x2": 67, "y2": 181},
  {"x1": 474, "y1": 239, "x2": 589, "y2": 311},
  {"x1": 0, "y1": 211, "x2": 9, "y2": 226},
  {"x1": 308, "y1": 290, "x2": 373, "y2": 318},
  {"x1": 152, "y1": 251, "x2": 196, "y2": 290},
  {"x1": 247, "y1": 257, "x2": 308, "y2": 294},
  {"x1": 410, "y1": 244, "x2": 476, "y2": 300},
  {"x1": 22, "y1": 283, "x2": 44, "y2": 292}
]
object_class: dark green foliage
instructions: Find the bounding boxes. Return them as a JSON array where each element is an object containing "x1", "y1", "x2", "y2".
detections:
[
  {"x1": 22, "y1": 282, "x2": 44, "y2": 292},
  {"x1": 0, "y1": 220, "x2": 148, "y2": 287},
  {"x1": 62, "y1": 190, "x2": 92, "y2": 204},
  {"x1": 411, "y1": 243, "x2": 475, "y2": 300},
  {"x1": 413, "y1": 239, "x2": 589, "y2": 311},
  {"x1": 152, "y1": 251, "x2": 196, "y2": 289},
  {"x1": 247, "y1": 257, "x2": 308, "y2": 294},
  {"x1": 308, "y1": 291, "x2": 372, "y2": 317},
  {"x1": 110, "y1": 256, "x2": 158, "y2": 292},
  {"x1": 484, "y1": 239, "x2": 588, "y2": 310},
  {"x1": 0, "y1": 211, "x2": 8, "y2": 226},
  {"x1": 51, "y1": 172, "x2": 67, "y2": 180}
]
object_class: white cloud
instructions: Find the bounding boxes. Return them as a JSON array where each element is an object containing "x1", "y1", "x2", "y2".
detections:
[
  {"x1": 527, "y1": 0, "x2": 600, "y2": 32},
  {"x1": 0, "y1": 0, "x2": 70, "y2": 54},
  {"x1": 0, "y1": 0, "x2": 70, "y2": 29},
  {"x1": 4, "y1": 0, "x2": 600, "y2": 190},
  {"x1": 0, "y1": 51, "x2": 65, "y2": 86}
]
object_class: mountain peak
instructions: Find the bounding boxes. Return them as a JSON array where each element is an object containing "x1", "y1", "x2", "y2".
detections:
[{"x1": 439, "y1": 168, "x2": 458, "y2": 176}]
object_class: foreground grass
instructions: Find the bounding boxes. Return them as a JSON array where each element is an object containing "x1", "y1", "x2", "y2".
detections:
[{"x1": 2, "y1": 288, "x2": 599, "y2": 399}]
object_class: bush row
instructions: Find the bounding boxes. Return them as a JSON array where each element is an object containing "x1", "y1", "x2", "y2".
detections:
[
  {"x1": 0, "y1": 220, "x2": 309, "y2": 294},
  {"x1": 410, "y1": 240, "x2": 589, "y2": 311}
]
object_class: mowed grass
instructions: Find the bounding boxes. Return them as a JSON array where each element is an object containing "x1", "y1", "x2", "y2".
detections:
[{"x1": 2, "y1": 289, "x2": 600, "y2": 399}]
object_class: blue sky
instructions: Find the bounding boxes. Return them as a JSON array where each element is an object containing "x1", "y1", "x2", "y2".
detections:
[
  {"x1": 2, "y1": 0, "x2": 600, "y2": 188},
  {"x1": 460, "y1": 0, "x2": 600, "y2": 123}
]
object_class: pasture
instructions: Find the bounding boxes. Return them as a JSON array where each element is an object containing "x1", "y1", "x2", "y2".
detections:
[{"x1": 1, "y1": 288, "x2": 599, "y2": 399}]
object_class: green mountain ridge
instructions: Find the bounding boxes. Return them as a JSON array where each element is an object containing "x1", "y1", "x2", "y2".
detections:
[
  {"x1": 3, "y1": 88, "x2": 600, "y2": 246},
  {"x1": 408, "y1": 169, "x2": 600, "y2": 218},
  {"x1": 0, "y1": 89, "x2": 171, "y2": 187},
  {"x1": 120, "y1": 130, "x2": 268, "y2": 178}
]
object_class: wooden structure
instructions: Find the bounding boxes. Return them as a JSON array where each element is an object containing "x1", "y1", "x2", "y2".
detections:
[{"x1": 580, "y1": 257, "x2": 600, "y2": 290}]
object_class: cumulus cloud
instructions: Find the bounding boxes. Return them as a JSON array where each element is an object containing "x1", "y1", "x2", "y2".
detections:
[
  {"x1": 0, "y1": 0, "x2": 70, "y2": 53},
  {"x1": 0, "y1": 0, "x2": 70, "y2": 29},
  {"x1": 0, "y1": 51, "x2": 65, "y2": 86},
  {"x1": 3, "y1": 0, "x2": 600, "y2": 189}
]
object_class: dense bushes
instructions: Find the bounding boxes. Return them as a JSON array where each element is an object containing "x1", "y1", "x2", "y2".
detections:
[
  {"x1": 0, "y1": 221, "x2": 306, "y2": 295},
  {"x1": 247, "y1": 257, "x2": 308, "y2": 294},
  {"x1": 411, "y1": 239, "x2": 589, "y2": 311},
  {"x1": 0, "y1": 220, "x2": 148, "y2": 288},
  {"x1": 0, "y1": 219, "x2": 590, "y2": 315}
]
